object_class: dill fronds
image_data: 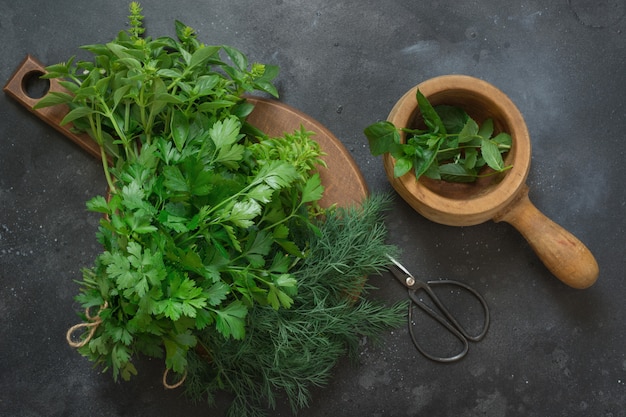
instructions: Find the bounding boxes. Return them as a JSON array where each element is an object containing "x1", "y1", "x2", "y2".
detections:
[{"x1": 185, "y1": 194, "x2": 407, "y2": 417}]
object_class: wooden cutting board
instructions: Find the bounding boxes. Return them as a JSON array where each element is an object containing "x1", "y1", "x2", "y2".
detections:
[{"x1": 4, "y1": 55, "x2": 368, "y2": 209}]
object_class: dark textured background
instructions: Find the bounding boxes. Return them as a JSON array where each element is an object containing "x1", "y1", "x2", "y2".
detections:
[{"x1": 1, "y1": 1, "x2": 625, "y2": 416}]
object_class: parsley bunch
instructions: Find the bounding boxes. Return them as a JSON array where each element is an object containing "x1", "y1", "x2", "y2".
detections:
[{"x1": 40, "y1": 3, "x2": 328, "y2": 381}]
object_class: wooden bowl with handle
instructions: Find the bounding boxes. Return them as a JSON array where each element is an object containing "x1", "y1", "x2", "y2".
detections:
[{"x1": 383, "y1": 75, "x2": 598, "y2": 289}]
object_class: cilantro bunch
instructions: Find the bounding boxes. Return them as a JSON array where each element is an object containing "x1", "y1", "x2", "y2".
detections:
[
  {"x1": 39, "y1": 3, "x2": 327, "y2": 382},
  {"x1": 364, "y1": 90, "x2": 512, "y2": 182}
]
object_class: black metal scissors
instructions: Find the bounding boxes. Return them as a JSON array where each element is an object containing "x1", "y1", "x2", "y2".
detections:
[{"x1": 387, "y1": 255, "x2": 490, "y2": 362}]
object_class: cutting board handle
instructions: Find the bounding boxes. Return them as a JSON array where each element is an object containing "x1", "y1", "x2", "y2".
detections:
[{"x1": 3, "y1": 55, "x2": 103, "y2": 159}]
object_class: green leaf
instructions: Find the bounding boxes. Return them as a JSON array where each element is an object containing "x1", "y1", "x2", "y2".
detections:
[
  {"x1": 478, "y1": 118, "x2": 494, "y2": 140},
  {"x1": 258, "y1": 161, "x2": 298, "y2": 190},
  {"x1": 492, "y1": 132, "x2": 512, "y2": 147},
  {"x1": 464, "y1": 147, "x2": 478, "y2": 170},
  {"x1": 481, "y1": 138, "x2": 505, "y2": 171},
  {"x1": 120, "y1": 362, "x2": 138, "y2": 381},
  {"x1": 253, "y1": 79, "x2": 279, "y2": 98},
  {"x1": 86, "y1": 195, "x2": 110, "y2": 214},
  {"x1": 189, "y1": 45, "x2": 221, "y2": 69},
  {"x1": 220, "y1": 224, "x2": 242, "y2": 252},
  {"x1": 171, "y1": 110, "x2": 189, "y2": 151},
  {"x1": 417, "y1": 90, "x2": 446, "y2": 135},
  {"x1": 364, "y1": 121, "x2": 400, "y2": 156},
  {"x1": 458, "y1": 118, "x2": 479, "y2": 143},
  {"x1": 60, "y1": 106, "x2": 95, "y2": 125},
  {"x1": 247, "y1": 184, "x2": 274, "y2": 204},
  {"x1": 439, "y1": 163, "x2": 477, "y2": 182},
  {"x1": 116, "y1": 57, "x2": 142, "y2": 70},
  {"x1": 163, "y1": 331, "x2": 196, "y2": 373},
  {"x1": 205, "y1": 282, "x2": 230, "y2": 306},
  {"x1": 112, "y1": 84, "x2": 132, "y2": 108},
  {"x1": 300, "y1": 174, "x2": 324, "y2": 203},
  {"x1": 32, "y1": 92, "x2": 74, "y2": 109},
  {"x1": 110, "y1": 326, "x2": 133, "y2": 345},
  {"x1": 275, "y1": 273, "x2": 297, "y2": 288},
  {"x1": 216, "y1": 143, "x2": 244, "y2": 166},
  {"x1": 197, "y1": 100, "x2": 236, "y2": 113},
  {"x1": 275, "y1": 238, "x2": 304, "y2": 258},
  {"x1": 394, "y1": 157, "x2": 413, "y2": 177},
  {"x1": 222, "y1": 45, "x2": 248, "y2": 72},
  {"x1": 434, "y1": 105, "x2": 468, "y2": 133},
  {"x1": 214, "y1": 301, "x2": 247, "y2": 339},
  {"x1": 227, "y1": 199, "x2": 262, "y2": 228},
  {"x1": 194, "y1": 75, "x2": 220, "y2": 96},
  {"x1": 156, "y1": 68, "x2": 182, "y2": 79},
  {"x1": 58, "y1": 80, "x2": 80, "y2": 94},
  {"x1": 128, "y1": 216, "x2": 158, "y2": 235},
  {"x1": 111, "y1": 344, "x2": 132, "y2": 381},
  {"x1": 163, "y1": 165, "x2": 189, "y2": 194},
  {"x1": 413, "y1": 143, "x2": 441, "y2": 180},
  {"x1": 106, "y1": 42, "x2": 141, "y2": 60},
  {"x1": 160, "y1": 299, "x2": 182, "y2": 321},
  {"x1": 209, "y1": 116, "x2": 242, "y2": 148}
]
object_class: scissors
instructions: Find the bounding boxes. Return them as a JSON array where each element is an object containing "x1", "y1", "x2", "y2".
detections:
[{"x1": 387, "y1": 255, "x2": 490, "y2": 363}]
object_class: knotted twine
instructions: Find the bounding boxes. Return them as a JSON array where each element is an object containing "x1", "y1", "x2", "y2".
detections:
[
  {"x1": 66, "y1": 300, "x2": 188, "y2": 389},
  {"x1": 162, "y1": 368, "x2": 187, "y2": 389},
  {"x1": 66, "y1": 301, "x2": 108, "y2": 348}
]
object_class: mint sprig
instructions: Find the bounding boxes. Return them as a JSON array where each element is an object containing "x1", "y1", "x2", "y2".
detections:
[{"x1": 364, "y1": 90, "x2": 513, "y2": 183}]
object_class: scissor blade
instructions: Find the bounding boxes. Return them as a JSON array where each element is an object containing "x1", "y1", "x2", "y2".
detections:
[{"x1": 386, "y1": 255, "x2": 416, "y2": 289}]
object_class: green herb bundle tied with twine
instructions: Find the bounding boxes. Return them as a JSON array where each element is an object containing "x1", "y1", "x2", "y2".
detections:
[{"x1": 36, "y1": 3, "x2": 406, "y2": 416}]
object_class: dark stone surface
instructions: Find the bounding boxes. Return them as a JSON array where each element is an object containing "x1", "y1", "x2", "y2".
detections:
[{"x1": 1, "y1": 1, "x2": 624, "y2": 416}]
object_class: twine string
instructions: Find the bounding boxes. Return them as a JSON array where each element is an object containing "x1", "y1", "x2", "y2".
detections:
[
  {"x1": 162, "y1": 368, "x2": 187, "y2": 390},
  {"x1": 66, "y1": 301, "x2": 109, "y2": 348}
]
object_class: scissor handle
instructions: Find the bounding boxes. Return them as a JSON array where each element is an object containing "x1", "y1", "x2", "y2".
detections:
[
  {"x1": 406, "y1": 279, "x2": 490, "y2": 362},
  {"x1": 427, "y1": 279, "x2": 490, "y2": 342}
]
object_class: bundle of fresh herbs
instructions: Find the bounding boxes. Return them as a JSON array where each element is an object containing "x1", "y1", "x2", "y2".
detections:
[
  {"x1": 185, "y1": 195, "x2": 406, "y2": 417},
  {"x1": 36, "y1": 3, "x2": 404, "y2": 414},
  {"x1": 364, "y1": 90, "x2": 512, "y2": 183},
  {"x1": 37, "y1": 2, "x2": 325, "y2": 382}
]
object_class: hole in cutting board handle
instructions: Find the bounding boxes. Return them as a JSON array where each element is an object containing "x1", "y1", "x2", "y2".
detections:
[{"x1": 22, "y1": 70, "x2": 49, "y2": 99}]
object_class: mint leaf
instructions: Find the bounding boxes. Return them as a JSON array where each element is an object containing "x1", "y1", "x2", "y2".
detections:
[
  {"x1": 481, "y1": 138, "x2": 505, "y2": 171},
  {"x1": 478, "y1": 118, "x2": 494, "y2": 140},
  {"x1": 417, "y1": 90, "x2": 446, "y2": 135},
  {"x1": 364, "y1": 121, "x2": 400, "y2": 156},
  {"x1": 439, "y1": 163, "x2": 477, "y2": 183},
  {"x1": 458, "y1": 118, "x2": 479, "y2": 143},
  {"x1": 394, "y1": 157, "x2": 413, "y2": 177}
]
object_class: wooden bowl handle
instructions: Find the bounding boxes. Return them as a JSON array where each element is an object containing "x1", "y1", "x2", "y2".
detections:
[{"x1": 494, "y1": 185, "x2": 599, "y2": 289}]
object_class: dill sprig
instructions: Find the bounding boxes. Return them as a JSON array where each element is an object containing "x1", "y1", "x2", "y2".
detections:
[{"x1": 184, "y1": 194, "x2": 407, "y2": 417}]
